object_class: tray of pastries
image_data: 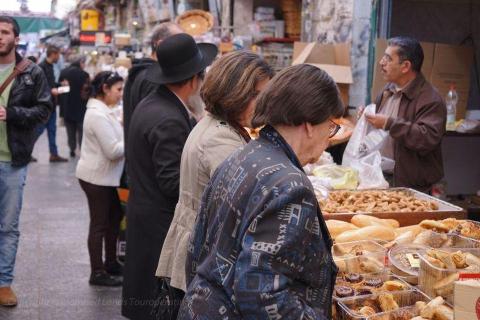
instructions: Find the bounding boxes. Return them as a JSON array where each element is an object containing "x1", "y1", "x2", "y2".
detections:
[
  {"x1": 334, "y1": 291, "x2": 453, "y2": 320},
  {"x1": 321, "y1": 188, "x2": 466, "y2": 227}
]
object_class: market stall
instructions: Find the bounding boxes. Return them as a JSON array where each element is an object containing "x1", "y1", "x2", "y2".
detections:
[
  {"x1": 302, "y1": 135, "x2": 478, "y2": 319},
  {"x1": 325, "y1": 210, "x2": 480, "y2": 319}
]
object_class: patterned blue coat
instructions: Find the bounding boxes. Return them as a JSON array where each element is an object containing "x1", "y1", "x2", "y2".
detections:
[{"x1": 177, "y1": 126, "x2": 338, "y2": 320}]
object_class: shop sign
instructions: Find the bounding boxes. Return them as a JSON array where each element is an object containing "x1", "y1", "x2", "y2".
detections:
[
  {"x1": 79, "y1": 31, "x2": 112, "y2": 46},
  {"x1": 81, "y1": 9, "x2": 100, "y2": 31}
]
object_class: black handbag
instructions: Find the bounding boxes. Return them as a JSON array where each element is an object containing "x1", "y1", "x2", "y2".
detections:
[{"x1": 153, "y1": 277, "x2": 185, "y2": 320}]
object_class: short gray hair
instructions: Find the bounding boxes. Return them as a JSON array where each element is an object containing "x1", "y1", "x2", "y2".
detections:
[
  {"x1": 69, "y1": 54, "x2": 86, "y2": 67},
  {"x1": 149, "y1": 22, "x2": 182, "y2": 51}
]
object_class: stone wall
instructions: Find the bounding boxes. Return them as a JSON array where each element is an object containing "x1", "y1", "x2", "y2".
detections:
[
  {"x1": 302, "y1": 0, "x2": 372, "y2": 106},
  {"x1": 233, "y1": 0, "x2": 373, "y2": 106}
]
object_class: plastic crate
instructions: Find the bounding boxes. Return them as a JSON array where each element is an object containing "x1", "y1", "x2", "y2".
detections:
[
  {"x1": 335, "y1": 290, "x2": 430, "y2": 320},
  {"x1": 333, "y1": 272, "x2": 415, "y2": 300},
  {"x1": 418, "y1": 247, "x2": 480, "y2": 304},
  {"x1": 333, "y1": 240, "x2": 387, "y2": 275}
]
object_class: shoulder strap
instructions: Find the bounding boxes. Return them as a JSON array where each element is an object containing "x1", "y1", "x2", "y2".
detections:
[{"x1": 0, "y1": 59, "x2": 31, "y2": 97}]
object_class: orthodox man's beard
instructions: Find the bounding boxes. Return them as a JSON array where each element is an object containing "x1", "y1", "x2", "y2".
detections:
[
  {"x1": 0, "y1": 41, "x2": 15, "y2": 57},
  {"x1": 187, "y1": 91, "x2": 205, "y2": 121}
]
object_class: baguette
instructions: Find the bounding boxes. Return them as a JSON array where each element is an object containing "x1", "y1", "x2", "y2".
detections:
[
  {"x1": 395, "y1": 225, "x2": 423, "y2": 237},
  {"x1": 335, "y1": 225, "x2": 396, "y2": 243},
  {"x1": 384, "y1": 219, "x2": 400, "y2": 228},
  {"x1": 351, "y1": 214, "x2": 399, "y2": 228},
  {"x1": 393, "y1": 230, "x2": 416, "y2": 245},
  {"x1": 325, "y1": 220, "x2": 359, "y2": 239}
]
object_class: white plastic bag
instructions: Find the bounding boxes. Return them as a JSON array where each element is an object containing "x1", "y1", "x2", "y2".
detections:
[
  {"x1": 311, "y1": 164, "x2": 359, "y2": 190},
  {"x1": 350, "y1": 151, "x2": 389, "y2": 190},
  {"x1": 304, "y1": 152, "x2": 334, "y2": 175},
  {"x1": 342, "y1": 104, "x2": 388, "y2": 166}
]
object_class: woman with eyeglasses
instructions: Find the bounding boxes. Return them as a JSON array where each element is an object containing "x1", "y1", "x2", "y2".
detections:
[
  {"x1": 76, "y1": 71, "x2": 125, "y2": 286},
  {"x1": 177, "y1": 64, "x2": 343, "y2": 320}
]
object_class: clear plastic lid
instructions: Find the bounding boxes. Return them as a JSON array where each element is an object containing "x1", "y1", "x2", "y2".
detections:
[{"x1": 388, "y1": 244, "x2": 428, "y2": 277}]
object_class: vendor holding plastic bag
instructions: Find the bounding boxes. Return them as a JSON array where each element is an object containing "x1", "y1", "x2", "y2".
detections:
[{"x1": 362, "y1": 36, "x2": 446, "y2": 193}]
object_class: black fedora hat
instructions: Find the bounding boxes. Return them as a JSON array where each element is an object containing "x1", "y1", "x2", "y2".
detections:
[{"x1": 146, "y1": 33, "x2": 218, "y2": 85}]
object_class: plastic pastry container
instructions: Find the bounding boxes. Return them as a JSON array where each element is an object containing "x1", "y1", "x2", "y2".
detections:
[
  {"x1": 441, "y1": 232, "x2": 480, "y2": 248},
  {"x1": 333, "y1": 272, "x2": 415, "y2": 300},
  {"x1": 449, "y1": 219, "x2": 480, "y2": 241},
  {"x1": 418, "y1": 247, "x2": 480, "y2": 304},
  {"x1": 333, "y1": 240, "x2": 387, "y2": 275},
  {"x1": 335, "y1": 289, "x2": 430, "y2": 320},
  {"x1": 388, "y1": 244, "x2": 427, "y2": 285},
  {"x1": 414, "y1": 229, "x2": 480, "y2": 249}
]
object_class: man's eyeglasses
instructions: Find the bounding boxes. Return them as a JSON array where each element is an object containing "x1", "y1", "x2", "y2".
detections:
[{"x1": 329, "y1": 120, "x2": 341, "y2": 138}]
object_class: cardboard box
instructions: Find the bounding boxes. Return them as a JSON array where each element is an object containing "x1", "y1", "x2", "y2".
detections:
[
  {"x1": 454, "y1": 279, "x2": 480, "y2": 320},
  {"x1": 372, "y1": 39, "x2": 474, "y2": 119},
  {"x1": 293, "y1": 42, "x2": 353, "y2": 106},
  {"x1": 114, "y1": 34, "x2": 131, "y2": 47}
]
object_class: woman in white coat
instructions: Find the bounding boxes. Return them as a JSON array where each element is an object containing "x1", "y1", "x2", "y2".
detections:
[
  {"x1": 154, "y1": 51, "x2": 273, "y2": 317},
  {"x1": 76, "y1": 71, "x2": 125, "y2": 287}
]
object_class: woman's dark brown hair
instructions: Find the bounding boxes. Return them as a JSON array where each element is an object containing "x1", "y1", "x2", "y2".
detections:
[
  {"x1": 252, "y1": 64, "x2": 344, "y2": 128},
  {"x1": 201, "y1": 51, "x2": 274, "y2": 140},
  {"x1": 91, "y1": 71, "x2": 123, "y2": 98}
]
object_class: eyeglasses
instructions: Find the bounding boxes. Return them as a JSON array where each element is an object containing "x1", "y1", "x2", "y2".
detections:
[
  {"x1": 329, "y1": 120, "x2": 341, "y2": 138},
  {"x1": 380, "y1": 54, "x2": 406, "y2": 66}
]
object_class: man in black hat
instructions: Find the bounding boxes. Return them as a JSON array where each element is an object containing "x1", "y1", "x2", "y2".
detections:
[
  {"x1": 121, "y1": 33, "x2": 217, "y2": 320},
  {"x1": 122, "y1": 22, "x2": 183, "y2": 148}
]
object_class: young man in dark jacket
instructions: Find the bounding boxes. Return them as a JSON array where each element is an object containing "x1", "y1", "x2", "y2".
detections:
[
  {"x1": 37, "y1": 45, "x2": 67, "y2": 162},
  {"x1": 366, "y1": 36, "x2": 446, "y2": 193},
  {"x1": 0, "y1": 16, "x2": 53, "y2": 307}
]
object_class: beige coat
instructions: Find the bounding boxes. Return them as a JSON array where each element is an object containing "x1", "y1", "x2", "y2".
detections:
[{"x1": 156, "y1": 113, "x2": 246, "y2": 290}]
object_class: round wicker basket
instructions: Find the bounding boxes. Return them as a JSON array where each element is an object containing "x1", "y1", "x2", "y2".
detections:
[{"x1": 175, "y1": 10, "x2": 214, "y2": 36}]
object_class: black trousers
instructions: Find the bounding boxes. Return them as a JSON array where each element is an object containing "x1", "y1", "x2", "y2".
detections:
[
  {"x1": 65, "y1": 119, "x2": 83, "y2": 153},
  {"x1": 79, "y1": 179, "x2": 123, "y2": 272}
]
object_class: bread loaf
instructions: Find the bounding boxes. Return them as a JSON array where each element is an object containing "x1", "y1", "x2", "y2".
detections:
[
  {"x1": 351, "y1": 214, "x2": 399, "y2": 228},
  {"x1": 395, "y1": 225, "x2": 423, "y2": 237},
  {"x1": 335, "y1": 226, "x2": 396, "y2": 243},
  {"x1": 325, "y1": 220, "x2": 358, "y2": 239}
]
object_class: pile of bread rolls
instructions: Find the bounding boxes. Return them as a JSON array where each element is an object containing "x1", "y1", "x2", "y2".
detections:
[
  {"x1": 327, "y1": 215, "x2": 479, "y2": 246},
  {"x1": 327, "y1": 215, "x2": 400, "y2": 243}
]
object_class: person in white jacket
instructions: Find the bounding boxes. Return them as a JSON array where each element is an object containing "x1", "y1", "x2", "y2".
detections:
[{"x1": 76, "y1": 71, "x2": 125, "y2": 287}]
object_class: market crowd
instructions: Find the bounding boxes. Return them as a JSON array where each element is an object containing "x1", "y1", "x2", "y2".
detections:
[{"x1": 0, "y1": 15, "x2": 446, "y2": 320}]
